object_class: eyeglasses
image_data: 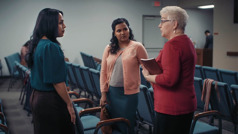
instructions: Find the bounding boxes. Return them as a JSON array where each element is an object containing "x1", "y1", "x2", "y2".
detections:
[{"x1": 160, "y1": 19, "x2": 172, "y2": 24}]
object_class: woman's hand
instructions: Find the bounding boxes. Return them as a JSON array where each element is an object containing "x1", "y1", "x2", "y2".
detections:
[
  {"x1": 142, "y1": 68, "x2": 150, "y2": 78},
  {"x1": 142, "y1": 68, "x2": 156, "y2": 83},
  {"x1": 100, "y1": 92, "x2": 107, "y2": 106},
  {"x1": 67, "y1": 103, "x2": 76, "y2": 124}
]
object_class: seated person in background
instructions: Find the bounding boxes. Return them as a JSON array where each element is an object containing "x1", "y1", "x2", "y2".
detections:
[
  {"x1": 20, "y1": 40, "x2": 30, "y2": 67},
  {"x1": 204, "y1": 30, "x2": 213, "y2": 49}
]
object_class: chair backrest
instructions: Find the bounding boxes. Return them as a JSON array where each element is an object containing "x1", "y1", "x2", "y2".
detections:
[
  {"x1": 194, "y1": 77, "x2": 204, "y2": 111},
  {"x1": 202, "y1": 66, "x2": 220, "y2": 81},
  {"x1": 89, "y1": 68, "x2": 101, "y2": 99},
  {"x1": 137, "y1": 85, "x2": 155, "y2": 126},
  {"x1": 80, "y1": 52, "x2": 97, "y2": 70},
  {"x1": 195, "y1": 65, "x2": 204, "y2": 79},
  {"x1": 140, "y1": 66, "x2": 151, "y2": 88},
  {"x1": 219, "y1": 69, "x2": 238, "y2": 87},
  {"x1": 231, "y1": 84, "x2": 238, "y2": 109},
  {"x1": 80, "y1": 66, "x2": 95, "y2": 97},
  {"x1": 71, "y1": 64, "x2": 86, "y2": 92},
  {"x1": 66, "y1": 62, "x2": 77, "y2": 90},
  {"x1": 209, "y1": 81, "x2": 234, "y2": 121},
  {"x1": 4, "y1": 52, "x2": 20, "y2": 75}
]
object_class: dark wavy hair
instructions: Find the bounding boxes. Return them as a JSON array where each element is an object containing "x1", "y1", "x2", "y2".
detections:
[
  {"x1": 109, "y1": 18, "x2": 135, "y2": 54},
  {"x1": 26, "y1": 8, "x2": 63, "y2": 68}
]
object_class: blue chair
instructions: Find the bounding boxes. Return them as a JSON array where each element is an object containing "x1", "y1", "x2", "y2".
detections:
[
  {"x1": 80, "y1": 66, "x2": 97, "y2": 101},
  {"x1": 231, "y1": 84, "x2": 238, "y2": 104},
  {"x1": 194, "y1": 77, "x2": 205, "y2": 112},
  {"x1": 66, "y1": 62, "x2": 78, "y2": 91},
  {"x1": 195, "y1": 65, "x2": 204, "y2": 79},
  {"x1": 202, "y1": 66, "x2": 220, "y2": 81},
  {"x1": 89, "y1": 68, "x2": 101, "y2": 101},
  {"x1": 137, "y1": 85, "x2": 155, "y2": 134},
  {"x1": 140, "y1": 67, "x2": 151, "y2": 88},
  {"x1": 0, "y1": 112, "x2": 8, "y2": 134},
  {"x1": 219, "y1": 69, "x2": 238, "y2": 87},
  {"x1": 71, "y1": 63, "x2": 88, "y2": 98},
  {"x1": 75, "y1": 106, "x2": 131, "y2": 134},
  {"x1": 4, "y1": 52, "x2": 21, "y2": 90},
  {"x1": 80, "y1": 52, "x2": 100, "y2": 71},
  {"x1": 0, "y1": 123, "x2": 8, "y2": 134},
  {"x1": 190, "y1": 110, "x2": 222, "y2": 134},
  {"x1": 231, "y1": 84, "x2": 238, "y2": 133},
  {"x1": 209, "y1": 81, "x2": 236, "y2": 133}
]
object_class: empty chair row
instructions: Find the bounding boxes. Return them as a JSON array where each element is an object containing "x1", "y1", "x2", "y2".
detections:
[
  {"x1": 195, "y1": 65, "x2": 238, "y2": 87},
  {"x1": 66, "y1": 62, "x2": 101, "y2": 105}
]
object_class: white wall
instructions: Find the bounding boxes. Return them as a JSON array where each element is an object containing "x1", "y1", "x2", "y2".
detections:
[
  {"x1": 0, "y1": 0, "x2": 214, "y2": 75},
  {"x1": 213, "y1": 0, "x2": 238, "y2": 71}
]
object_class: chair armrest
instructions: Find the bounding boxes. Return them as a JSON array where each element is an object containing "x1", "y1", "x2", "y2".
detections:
[
  {"x1": 72, "y1": 98, "x2": 94, "y2": 107},
  {"x1": 0, "y1": 123, "x2": 8, "y2": 133},
  {"x1": 190, "y1": 110, "x2": 222, "y2": 134},
  {"x1": 79, "y1": 106, "x2": 101, "y2": 117},
  {"x1": 94, "y1": 117, "x2": 131, "y2": 134},
  {"x1": 68, "y1": 91, "x2": 80, "y2": 98},
  {"x1": 193, "y1": 110, "x2": 221, "y2": 121}
]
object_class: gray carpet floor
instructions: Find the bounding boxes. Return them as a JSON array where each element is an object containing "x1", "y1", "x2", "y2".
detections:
[{"x1": 0, "y1": 77, "x2": 235, "y2": 134}]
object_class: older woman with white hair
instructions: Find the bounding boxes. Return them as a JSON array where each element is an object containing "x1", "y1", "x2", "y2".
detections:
[{"x1": 142, "y1": 6, "x2": 197, "y2": 134}]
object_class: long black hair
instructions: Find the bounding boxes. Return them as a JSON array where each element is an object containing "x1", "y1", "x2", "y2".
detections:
[
  {"x1": 109, "y1": 18, "x2": 135, "y2": 54},
  {"x1": 26, "y1": 8, "x2": 63, "y2": 68}
]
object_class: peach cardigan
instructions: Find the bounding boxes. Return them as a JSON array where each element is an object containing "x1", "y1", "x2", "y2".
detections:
[{"x1": 100, "y1": 41, "x2": 148, "y2": 95}]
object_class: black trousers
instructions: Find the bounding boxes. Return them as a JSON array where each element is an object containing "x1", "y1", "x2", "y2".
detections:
[
  {"x1": 154, "y1": 112, "x2": 194, "y2": 134},
  {"x1": 30, "y1": 90, "x2": 75, "y2": 134}
]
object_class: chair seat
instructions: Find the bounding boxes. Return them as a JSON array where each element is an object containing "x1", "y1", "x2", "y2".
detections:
[
  {"x1": 81, "y1": 115, "x2": 100, "y2": 130},
  {"x1": 193, "y1": 121, "x2": 219, "y2": 134},
  {"x1": 74, "y1": 105, "x2": 84, "y2": 113}
]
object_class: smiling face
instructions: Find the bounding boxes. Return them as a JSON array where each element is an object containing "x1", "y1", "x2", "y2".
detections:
[
  {"x1": 58, "y1": 13, "x2": 66, "y2": 37},
  {"x1": 114, "y1": 22, "x2": 130, "y2": 43}
]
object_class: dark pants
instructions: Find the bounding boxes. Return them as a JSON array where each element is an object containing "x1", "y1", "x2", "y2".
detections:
[
  {"x1": 154, "y1": 112, "x2": 194, "y2": 134},
  {"x1": 30, "y1": 90, "x2": 75, "y2": 134},
  {"x1": 107, "y1": 86, "x2": 138, "y2": 134}
]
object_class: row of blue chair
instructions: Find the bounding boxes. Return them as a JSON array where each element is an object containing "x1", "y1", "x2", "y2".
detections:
[
  {"x1": 138, "y1": 84, "x2": 223, "y2": 134},
  {"x1": 194, "y1": 77, "x2": 238, "y2": 134},
  {"x1": 195, "y1": 65, "x2": 238, "y2": 87},
  {"x1": 0, "y1": 99, "x2": 9, "y2": 134},
  {"x1": 66, "y1": 62, "x2": 101, "y2": 105}
]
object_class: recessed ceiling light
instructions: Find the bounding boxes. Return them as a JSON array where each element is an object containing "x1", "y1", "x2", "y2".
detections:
[{"x1": 198, "y1": 5, "x2": 214, "y2": 9}]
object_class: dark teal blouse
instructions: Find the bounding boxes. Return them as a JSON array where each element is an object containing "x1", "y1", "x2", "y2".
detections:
[{"x1": 30, "y1": 39, "x2": 67, "y2": 91}]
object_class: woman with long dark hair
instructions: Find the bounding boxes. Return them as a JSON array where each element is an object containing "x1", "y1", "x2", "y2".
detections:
[
  {"x1": 100, "y1": 18, "x2": 148, "y2": 134},
  {"x1": 27, "y1": 8, "x2": 75, "y2": 134}
]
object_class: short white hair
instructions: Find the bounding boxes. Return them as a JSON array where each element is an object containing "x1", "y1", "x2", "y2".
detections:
[{"x1": 160, "y1": 6, "x2": 189, "y2": 31}]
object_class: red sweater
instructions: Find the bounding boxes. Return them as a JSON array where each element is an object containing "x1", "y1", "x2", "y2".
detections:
[{"x1": 153, "y1": 35, "x2": 197, "y2": 115}]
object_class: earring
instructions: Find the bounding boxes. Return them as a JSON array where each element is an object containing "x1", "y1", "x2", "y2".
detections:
[{"x1": 173, "y1": 30, "x2": 176, "y2": 34}]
